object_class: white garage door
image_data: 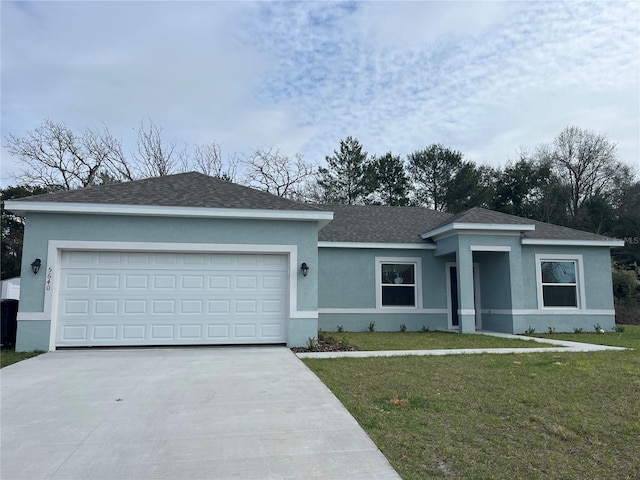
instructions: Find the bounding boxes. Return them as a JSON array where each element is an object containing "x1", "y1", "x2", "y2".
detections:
[{"x1": 56, "y1": 251, "x2": 288, "y2": 347}]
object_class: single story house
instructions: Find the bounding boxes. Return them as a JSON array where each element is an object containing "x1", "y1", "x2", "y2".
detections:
[{"x1": 5, "y1": 172, "x2": 623, "y2": 351}]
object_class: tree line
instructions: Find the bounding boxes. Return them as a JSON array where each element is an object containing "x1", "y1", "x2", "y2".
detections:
[{"x1": 2, "y1": 120, "x2": 639, "y2": 319}]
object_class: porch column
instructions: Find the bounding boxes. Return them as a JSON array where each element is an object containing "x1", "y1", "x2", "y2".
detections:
[{"x1": 456, "y1": 247, "x2": 476, "y2": 333}]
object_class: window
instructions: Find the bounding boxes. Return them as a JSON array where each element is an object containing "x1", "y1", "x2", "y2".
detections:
[
  {"x1": 536, "y1": 256, "x2": 583, "y2": 309},
  {"x1": 376, "y1": 258, "x2": 421, "y2": 308}
]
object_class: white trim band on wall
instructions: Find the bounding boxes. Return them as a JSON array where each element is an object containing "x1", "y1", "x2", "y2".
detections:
[
  {"x1": 318, "y1": 242, "x2": 435, "y2": 250},
  {"x1": 319, "y1": 308, "x2": 449, "y2": 315},
  {"x1": 480, "y1": 309, "x2": 616, "y2": 316},
  {"x1": 522, "y1": 239, "x2": 624, "y2": 247},
  {"x1": 470, "y1": 245, "x2": 512, "y2": 252}
]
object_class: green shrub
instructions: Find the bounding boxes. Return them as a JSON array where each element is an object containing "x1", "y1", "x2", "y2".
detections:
[
  {"x1": 368, "y1": 321, "x2": 376, "y2": 332},
  {"x1": 615, "y1": 302, "x2": 640, "y2": 325},
  {"x1": 400, "y1": 324, "x2": 407, "y2": 332},
  {"x1": 612, "y1": 267, "x2": 639, "y2": 302}
]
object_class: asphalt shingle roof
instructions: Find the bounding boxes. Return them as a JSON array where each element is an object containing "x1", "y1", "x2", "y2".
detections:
[
  {"x1": 427, "y1": 206, "x2": 616, "y2": 242},
  {"x1": 320, "y1": 205, "x2": 619, "y2": 244},
  {"x1": 14, "y1": 173, "x2": 618, "y2": 243},
  {"x1": 17, "y1": 172, "x2": 326, "y2": 212},
  {"x1": 318, "y1": 204, "x2": 451, "y2": 243}
]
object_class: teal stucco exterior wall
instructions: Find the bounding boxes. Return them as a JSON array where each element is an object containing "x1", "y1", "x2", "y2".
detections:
[
  {"x1": 318, "y1": 236, "x2": 617, "y2": 335},
  {"x1": 318, "y1": 247, "x2": 449, "y2": 332},
  {"x1": 17, "y1": 212, "x2": 320, "y2": 351}
]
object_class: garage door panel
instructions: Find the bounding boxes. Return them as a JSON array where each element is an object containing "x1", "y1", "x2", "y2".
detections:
[
  {"x1": 151, "y1": 324, "x2": 174, "y2": 339},
  {"x1": 154, "y1": 275, "x2": 177, "y2": 288},
  {"x1": 65, "y1": 274, "x2": 91, "y2": 289},
  {"x1": 94, "y1": 300, "x2": 119, "y2": 314},
  {"x1": 122, "y1": 325, "x2": 146, "y2": 339},
  {"x1": 261, "y1": 324, "x2": 283, "y2": 338},
  {"x1": 236, "y1": 276, "x2": 258, "y2": 289},
  {"x1": 153, "y1": 300, "x2": 176, "y2": 314},
  {"x1": 207, "y1": 324, "x2": 230, "y2": 339},
  {"x1": 97, "y1": 252, "x2": 121, "y2": 264},
  {"x1": 96, "y1": 274, "x2": 119, "y2": 289},
  {"x1": 125, "y1": 275, "x2": 148, "y2": 288},
  {"x1": 93, "y1": 325, "x2": 117, "y2": 340},
  {"x1": 63, "y1": 325, "x2": 88, "y2": 341},
  {"x1": 57, "y1": 251, "x2": 288, "y2": 346},
  {"x1": 209, "y1": 276, "x2": 231, "y2": 289}
]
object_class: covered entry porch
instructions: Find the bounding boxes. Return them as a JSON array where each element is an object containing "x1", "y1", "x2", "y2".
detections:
[{"x1": 429, "y1": 231, "x2": 528, "y2": 334}]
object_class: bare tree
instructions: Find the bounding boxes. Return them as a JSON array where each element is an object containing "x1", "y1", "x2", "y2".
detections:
[
  {"x1": 187, "y1": 142, "x2": 238, "y2": 181},
  {"x1": 5, "y1": 119, "x2": 133, "y2": 190},
  {"x1": 242, "y1": 147, "x2": 315, "y2": 198},
  {"x1": 538, "y1": 125, "x2": 632, "y2": 219},
  {"x1": 134, "y1": 119, "x2": 178, "y2": 177},
  {"x1": 84, "y1": 126, "x2": 135, "y2": 182}
]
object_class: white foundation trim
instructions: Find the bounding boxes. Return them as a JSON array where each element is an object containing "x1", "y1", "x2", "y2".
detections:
[
  {"x1": 480, "y1": 309, "x2": 616, "y2": 316},
  {"x1": 318, "y1": 308, "x2": 448, "y2": 315}
]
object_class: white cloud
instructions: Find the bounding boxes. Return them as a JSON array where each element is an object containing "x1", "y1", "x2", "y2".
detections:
[{"x1": 1, "y1": 0, "x2": 638, "y2": 187}]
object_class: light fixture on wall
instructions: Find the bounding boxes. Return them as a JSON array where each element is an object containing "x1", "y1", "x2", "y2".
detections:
[
  {"x1": 301, "y1": 262, "x2": 309, "y2": 277},
  {"x1": 31, "y1": 258, "x2": 42, "y2": 275}
]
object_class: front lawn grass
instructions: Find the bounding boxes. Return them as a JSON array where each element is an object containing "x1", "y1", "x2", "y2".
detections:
[
  {"x1": 1, "y1": 348, "x2": 44, "y2": 368},
  {"x1": 305, "y1": 327, "x2": 640, "y2": 479},
  {"x1": 533, "y1": 324, "x2": 640, "y2": 349},
  {"x1": 328, "y1": 331, "x2": 541, "y2": 350}
]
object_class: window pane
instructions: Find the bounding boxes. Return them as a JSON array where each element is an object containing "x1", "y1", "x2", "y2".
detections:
[
  {"x1": 382, "y1": 286, "x2": 416, "y2": 306},
  {"x1": 381, "y1": 264, "x2": 415, "y2": 285},
  {"x1": 543, "y1": 285, "x2": 577, "y2": 307},
  {"x1": 541, "y1": 261, "x2": 576, "y2": 284}
]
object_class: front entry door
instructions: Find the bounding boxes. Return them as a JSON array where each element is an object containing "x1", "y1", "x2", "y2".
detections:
[
  {"x1": 449, "y1": 266, "x2": 460, "y2": 328},
  {"x1": 447, "y1": 265, "x2": 481, "y2": 330}
]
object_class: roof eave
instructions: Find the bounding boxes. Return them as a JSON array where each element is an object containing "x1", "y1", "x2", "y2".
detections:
[
  {"x1": 318, "y1": 241, "x2": 436, "y2": 250},
  {"x1": 420, "y1": 222, "x2": 536, "y2": 239},
  {"x1": 3, "y1": 200, "x2": 334, "y2": 225},
  {"x1": 521, "y1": 238, "x2": 625, "y2": 247}
]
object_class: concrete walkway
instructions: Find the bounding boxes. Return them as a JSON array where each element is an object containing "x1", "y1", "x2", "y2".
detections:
[
  {"x1": 1, "y1": 348, "x2": 400, "y2": 480},
  {"x1": 296, "y1": 332, "x2": 627, "y2": 359}
]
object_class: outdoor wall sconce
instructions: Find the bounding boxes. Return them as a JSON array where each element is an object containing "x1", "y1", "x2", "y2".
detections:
[
  {"x1": 301, "y1": 262, "x2": 309, "y2": 277},
  {"x1": 31, "y1": 258, "x2": 42, "y2": 275}
]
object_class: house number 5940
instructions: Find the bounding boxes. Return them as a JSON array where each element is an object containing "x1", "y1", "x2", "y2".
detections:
[{"x1": 46, "y1": 267, "x2": 53, "y2": 291}]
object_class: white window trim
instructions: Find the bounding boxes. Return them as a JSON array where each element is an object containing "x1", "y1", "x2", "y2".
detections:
[
  {"x1": 535, "y1": 254, "x2": 585, "y2": 310},
  {"x1": 375, "y1": 257, "x2": 422, "y2": 310}
]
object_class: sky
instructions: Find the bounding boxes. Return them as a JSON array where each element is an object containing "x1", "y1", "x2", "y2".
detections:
[{"x1": 1, "y1": 0, "x2": 639, "y2": 187}]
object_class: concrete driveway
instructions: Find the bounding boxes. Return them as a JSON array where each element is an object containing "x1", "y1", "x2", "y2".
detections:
[{"x1": 1, "y1": 347, "x2": 400, "y2": 480}]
